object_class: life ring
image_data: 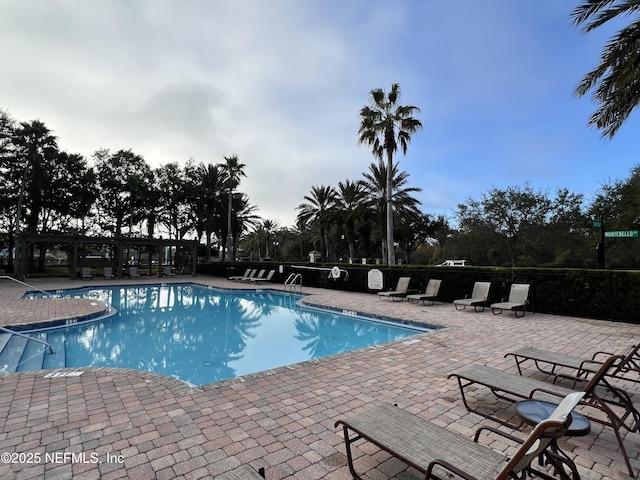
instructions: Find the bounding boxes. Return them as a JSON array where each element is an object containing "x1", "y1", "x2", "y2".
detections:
[{"x1": 329, "y1": 266, "x2": 341, "y2": 279}]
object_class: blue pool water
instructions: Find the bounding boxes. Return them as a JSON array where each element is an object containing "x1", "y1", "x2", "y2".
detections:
[{"x1": 25, "y1": 283, "x2": 430, "y2": 385}]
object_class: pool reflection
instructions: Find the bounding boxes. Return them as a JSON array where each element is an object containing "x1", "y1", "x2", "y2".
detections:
[{"x1": 44, "y1": 285, "x2": 425, "y2": 385}]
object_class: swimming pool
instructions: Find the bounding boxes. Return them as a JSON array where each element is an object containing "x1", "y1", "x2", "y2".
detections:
[{"x1": 22, "y1": 283, "x2": 432, "y2": 385}]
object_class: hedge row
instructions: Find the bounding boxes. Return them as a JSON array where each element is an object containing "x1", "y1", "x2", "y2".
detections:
[{"x1": 198, "y1": 262, "x2": 640, "y2": 323}]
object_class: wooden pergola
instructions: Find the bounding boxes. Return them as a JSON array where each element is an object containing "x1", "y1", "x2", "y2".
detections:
[{"x1": 15, "y1": 233, "x2": 198, "y2": 279}]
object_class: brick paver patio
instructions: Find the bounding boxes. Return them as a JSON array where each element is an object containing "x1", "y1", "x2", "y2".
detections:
[{"x1": 0, "y1": 275, "x2": 638, "y2": 479}]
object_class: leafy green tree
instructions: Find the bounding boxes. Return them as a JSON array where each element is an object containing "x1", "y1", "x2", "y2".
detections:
[
  {"x1": 94, "y1": 149, "x2": 152, "y2": 237},
  {"x1": 358, "y1": 83, "x2": 422, "y2": 264},
  {"x1": 156, "y1": 162, "x2": 192, "y2": 239},
  {"x1": 395, "y1": 213, "x2": 448, "y2": 264},
  {"x1": 590, "y1": 164, "x2": 640, "y2": 267},
  {"x1": 572, "y1": 1, "x2": 640, "y2": 138},
  {"x1": 45, "y1": 152, "x2": 97, "y2": 233},
  {"x1": 12, "y1": 120, "x2": 59, "y2": 235},
  {"x1": 0, "y1": 110, "x2": 19, "y2": 271},
  {"x1": 454, "y1": 184, "x2": 588, "y2": 266},
  {"x1": 296, "y1": 185, "x2": 338, "y2": 261}
]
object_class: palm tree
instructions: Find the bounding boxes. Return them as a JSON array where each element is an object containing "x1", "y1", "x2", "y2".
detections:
[
  {"x1": 361, "y1": 160, "x2": 422, "y2": 262},
  {"x1": 296, "y1": 185, "x2": 338, "y2": 262},
  {"x1": 230, "y1": 193, "x2": 260, "y2": 260},
  {"x1": 221, "y1": 155, "x2": 246, "y2": 261},
  {"x1": 335, "y1": 180, "x2": 368, "y2": 262},
  {"x1": 358, "y1": 83, "x2": 422, "y2": 264},
  {"x1": 572, "y1": 1, "x2": 640, "y2": 138},
  {"x1": 191, "y1": 162, "x2": 225, "y2": 261}
]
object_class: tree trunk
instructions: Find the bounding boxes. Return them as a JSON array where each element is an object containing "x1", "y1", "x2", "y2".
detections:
[
  {"x1": 385, "y1": 153, "x2": 395, "y2": 265},
  {"x1": 226, "y1": 191, "x2": 233, "y2": 262}
]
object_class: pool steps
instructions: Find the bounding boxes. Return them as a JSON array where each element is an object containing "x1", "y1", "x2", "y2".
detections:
[{"x1": 0, "y1": 332, "x2": 65, "y2": 374}]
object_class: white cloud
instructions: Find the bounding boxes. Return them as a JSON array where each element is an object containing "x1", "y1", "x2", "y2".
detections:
[{"x1": 2, "y1": 0, "x2": 639, "y2": 229}]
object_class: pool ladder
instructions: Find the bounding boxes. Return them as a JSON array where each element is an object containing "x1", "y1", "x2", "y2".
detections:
[{"x1": 284, "y1": 273, "x2": 302, "y2": 293}]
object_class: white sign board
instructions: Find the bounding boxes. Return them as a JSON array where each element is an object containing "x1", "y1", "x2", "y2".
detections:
[{"x1": 367, "y1": 269, "x2": 384, "y2": 290}]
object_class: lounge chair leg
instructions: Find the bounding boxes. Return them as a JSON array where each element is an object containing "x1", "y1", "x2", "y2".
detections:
[{"x1": 341, "y1": 425, "x2": 365, "y2": 480}]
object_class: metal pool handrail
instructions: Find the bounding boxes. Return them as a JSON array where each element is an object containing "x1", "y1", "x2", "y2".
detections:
[
  {"x1": 0, "y1": 326, "x2": 55, "y2": 354},
  {"x1": 0, "y1": 275, "x2": 55, "y2": 297},
  {"x1": 0, "y1": 275, "x2": 56, "y2": 354},
  {"x1": 284, "y1": 273, "x2": 302, "y2": 293}
]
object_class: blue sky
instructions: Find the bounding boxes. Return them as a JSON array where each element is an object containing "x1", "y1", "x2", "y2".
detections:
[{"x1": 1, "y1": 0, "x2": 637, "y2": 228}]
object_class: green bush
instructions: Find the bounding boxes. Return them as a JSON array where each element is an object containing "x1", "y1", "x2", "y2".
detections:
[{"x1": 200, "y1": 262, "x2": 640, "y2": 323}]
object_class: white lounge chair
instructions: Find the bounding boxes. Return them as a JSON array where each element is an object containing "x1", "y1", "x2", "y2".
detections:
[
  {"x1": 103, "y1": 267, "x2": 116, "y2": 279},
  {"x1": 244, "y1": 270, "x2": 265, "y2": 282},
  {"x1": 81, "y1": 267, "x2": 92, "y2": 280},
  {"x1": 129, "y1": 266, "x2": 140, "y2": 278},
  {"x1": 251, "y1": 270, "x2": 275, "y2": 284},
  {"x1": 229, "y1": 268, "x2": 251, "y2": 281},
  {"x1": 406, "y1": 279, "x2": 442, "y2": 305},
  {"x1": 491, "y1": 284, "x2": 529, "y2": 317},
  {"x1": 377, "y1": 277, "x2": 411, "y2": 301},
  {"x1": 454, "y1": 281, "x2": 491, "y2": 312},
  {"x1": 163, "y1": 266, "x2": 176, "y2": 277}
]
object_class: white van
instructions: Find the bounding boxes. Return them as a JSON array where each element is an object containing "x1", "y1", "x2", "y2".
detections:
[{"x1": 438, "y1": 260, "x2": 468, "y2": 267}]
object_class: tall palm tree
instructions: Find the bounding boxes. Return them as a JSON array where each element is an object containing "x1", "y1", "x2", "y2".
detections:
[
  {"x1": 296, "y1": 185, "x2": 338, "y2": 262},
  {"x1": 572, "y1": 1, "x2": 640, "y2": 138},
  {"x1": 221, "y1": 155, "x2": 246, "y2": 261},
  {"x1": 358, "y1": 83, "x2": 422, "y2": 264},
  {"x1": 361, "y1": 160, "x2": 422, "y2": 262}
]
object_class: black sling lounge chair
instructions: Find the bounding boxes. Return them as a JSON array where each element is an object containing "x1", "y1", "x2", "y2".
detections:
[
  {"x1": 448, "y1": 355, "x2": 640, "y2": 476},
  {"x1": 504, "y1": 343, "x2": 640, "y2": 385},
  {"x1": 335, "y1": 393, "x2": 585, "y2": 480}
]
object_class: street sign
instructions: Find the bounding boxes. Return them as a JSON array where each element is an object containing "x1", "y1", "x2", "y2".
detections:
[
  {"x1": 604, "y1": 230, "x2": 639, "y2": 238},
  {"x1": 592, "y1": 220, "x2": 602, "y2": 228}
]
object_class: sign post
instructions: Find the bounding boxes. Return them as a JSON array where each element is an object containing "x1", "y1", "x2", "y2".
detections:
[{"x1": 594, "y1": 217, "x2": 605, "y2": 268}]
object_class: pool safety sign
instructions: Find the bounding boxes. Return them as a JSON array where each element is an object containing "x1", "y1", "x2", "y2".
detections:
[{"x1": 368, "y1": 269, "x2": 383, "y2": 290}]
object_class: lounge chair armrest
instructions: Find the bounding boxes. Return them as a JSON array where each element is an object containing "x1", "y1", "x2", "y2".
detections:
[
  {"x1": 578, "y1": 359, "x2": 603, "y2": 371},
  {"x1": 425, "y1": 459, "x2": 480, "y2": 480},
  {"x1": 529, "y1": 387, "x2": 566, "y2": 401},
  {"x1": 550, "y1": 372, "x2": 586, "y2": 389},
  {"x1": 591, "y1": 350, "x2": 614, "y2": 361},
  {"x1": 473, "y1": 425, "x2": 523, "y2": 445}
]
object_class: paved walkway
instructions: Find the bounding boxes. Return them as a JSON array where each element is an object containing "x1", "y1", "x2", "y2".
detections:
[{"x1": 0, "y1": 275, "x2": 638, "y2": 480}]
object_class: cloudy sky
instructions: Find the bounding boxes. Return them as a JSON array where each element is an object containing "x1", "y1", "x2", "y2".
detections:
[{"x1": 2, "y1": 1, "x2": 638, "y2": 228}]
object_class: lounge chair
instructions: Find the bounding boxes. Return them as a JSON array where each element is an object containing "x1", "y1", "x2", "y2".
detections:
[
  {"x1": 490, "y1": 283, "x2": 529, "y2": 317},
  {"x1": 406, "y1": 279, "x2": 442, "y2": 305},
  {"x1": 81, "y1": 267, "x2": 92, "y2": 280},
  {"x1": 229, "y1": 268, "x2": 251, "y2": 281},
  {"x1": 448, "y1": 354, "x2": 640, "y2": 476},
  {"x1": 217, "y1": 465, "x2": 265, "y2": 480},
  {"x1": 103, "y1": 267, "x2": 116, "y2": 279},
  {"x1": 129, "y1": 266, "x2": 140, "y2": 278},
  {"x1": 231, "y1": 269, "x2": 257, "y2": 282},
  {"x1": 163, "y1": 266, "x2": 176, "y2": 277},
  {"x1": 453, "y1": 281, "x2": 491, "y2": 312},
  {"x1": 335, "y1": 393, "x2": 585, "y2": 480},
  {"x1": 244, "y1": 269, "x2": 265, "y2": 282},
  {"x1": 377, "y1": 277, "x2": 411, "y2": 301},
  {"x1": 505, "y1": 343, "x2": 640, "y2": 385},
  {"x1": 251, "y1": 269, "x2": 275, "y2": 284}
]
